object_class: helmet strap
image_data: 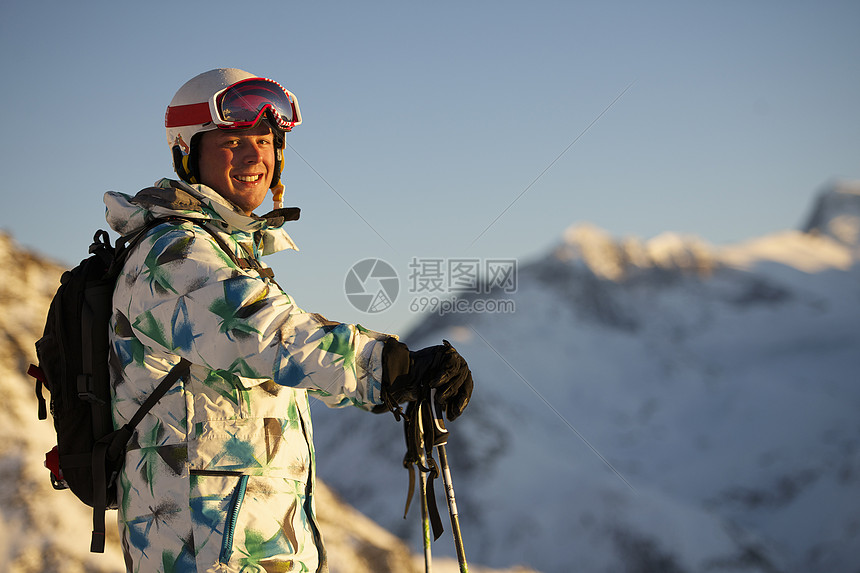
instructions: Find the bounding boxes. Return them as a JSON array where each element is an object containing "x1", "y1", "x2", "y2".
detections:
[{"x1": 270, "y1": 130, "x2": 285, "y2": 191}]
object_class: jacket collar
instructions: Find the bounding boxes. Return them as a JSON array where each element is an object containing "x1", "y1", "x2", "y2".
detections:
[{"x1": 104, "y1": 178, "x2": 300, "y2": 255}]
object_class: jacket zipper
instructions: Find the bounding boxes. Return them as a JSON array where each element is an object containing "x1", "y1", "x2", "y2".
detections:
[
  {"x1": 219, "y1": 474, "x2": 249, "y2": 565},
  {"x1": 297, "y1": 406, "x2": 327, "y2": 573}
]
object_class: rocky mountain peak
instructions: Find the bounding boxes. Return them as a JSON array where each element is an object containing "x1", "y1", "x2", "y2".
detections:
[
  {"x1": 802, "y1": 179, "x2": 860, "y2": 246},
  {"x1": 552, "y1": 223, "x2": 717, "y2": 281}
]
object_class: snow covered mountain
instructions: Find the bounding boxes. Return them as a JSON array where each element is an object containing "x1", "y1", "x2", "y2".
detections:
[
  {"x1": 311, "y1": 180, "x2": 860, "y2": 573},
  {"x1": 0, "y1": 232, "x2": 526, "y2": 573}
]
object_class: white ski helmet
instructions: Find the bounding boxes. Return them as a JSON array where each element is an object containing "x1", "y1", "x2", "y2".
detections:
[{"x1": 164, "y1": 68, "x2": 302, "y2": 193}]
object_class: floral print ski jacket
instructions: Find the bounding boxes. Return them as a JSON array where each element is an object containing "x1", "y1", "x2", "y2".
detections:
[{"x1": 105, "y1": 179, "x2": 388, "y2": 572}]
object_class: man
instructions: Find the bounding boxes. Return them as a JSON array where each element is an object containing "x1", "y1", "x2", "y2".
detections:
[{"x1": 105, "y1": 68, "x2": 472, "y2": 573}]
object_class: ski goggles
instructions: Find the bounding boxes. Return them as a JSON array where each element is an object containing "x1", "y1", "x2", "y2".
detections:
[{"x1": 166, "y1": 77, "x2": 302, "y2": 132}]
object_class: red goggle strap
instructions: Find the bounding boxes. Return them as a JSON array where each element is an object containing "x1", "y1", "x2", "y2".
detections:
[
  {"x1": 165, "y1": 99, "x2": 296, "y2": 131},
  {"x1": 165, "y1": 102, "x2": 212, "y2": 128}
]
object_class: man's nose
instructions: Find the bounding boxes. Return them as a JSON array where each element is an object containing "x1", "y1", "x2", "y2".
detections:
[{"x1": 240, "y1": 143, "x2": 264, "y2": 163}]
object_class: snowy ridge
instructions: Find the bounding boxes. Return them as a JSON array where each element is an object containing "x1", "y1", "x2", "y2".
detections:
[
  {"x1": 550, "y1": 180, "x2": 860, "y2": 282},
  {"x1": 312, "y1": 181, "x2": 860, "y2": 572},
  {"x1": 0, "y1": 233, "x2": 127, "y2": 572},
  {"x1": 553, "y1": 224, "x2": 717, "y2": 281}
]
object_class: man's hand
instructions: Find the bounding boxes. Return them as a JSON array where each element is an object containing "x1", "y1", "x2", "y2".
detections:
[{"x1": 381, "y1": 338, "x2": 473, "y2": 421}]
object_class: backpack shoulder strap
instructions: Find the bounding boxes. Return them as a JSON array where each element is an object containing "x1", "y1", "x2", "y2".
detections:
[{"x1": 89, "y1": 358, "x2": 191, "y2": 552}]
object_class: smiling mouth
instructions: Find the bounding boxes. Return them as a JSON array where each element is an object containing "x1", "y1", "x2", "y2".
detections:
[{"x1": 234, "y1": 174, "x2": 263, "y2": 183}]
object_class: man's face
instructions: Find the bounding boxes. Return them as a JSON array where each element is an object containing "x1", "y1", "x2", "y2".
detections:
[{"x1": 197, "y1": 123, "x2": 277, "y2": 215}]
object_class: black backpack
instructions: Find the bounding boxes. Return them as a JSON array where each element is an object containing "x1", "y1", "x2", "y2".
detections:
[{"x1": 28, "y1": 220, "x2": 191, "y2": 552}]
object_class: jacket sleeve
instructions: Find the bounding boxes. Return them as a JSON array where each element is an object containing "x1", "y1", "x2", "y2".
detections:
[{"x1": 117, "y1": 222, "x2": 387, "y2": 410}]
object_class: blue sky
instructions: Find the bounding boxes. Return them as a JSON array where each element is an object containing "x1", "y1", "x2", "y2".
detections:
[{"x1": 2, "y1": 0, "x2": 858, "y2": 336}]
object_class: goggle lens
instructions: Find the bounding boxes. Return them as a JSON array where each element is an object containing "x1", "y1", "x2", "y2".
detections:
[{"x1": 216, "y1": 78, "x2": 300, "y2": 130}]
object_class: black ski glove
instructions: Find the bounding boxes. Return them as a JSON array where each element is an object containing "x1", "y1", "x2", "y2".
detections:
[{"x1": 379, "y1": 338, "x2": 473, "y2": 421}]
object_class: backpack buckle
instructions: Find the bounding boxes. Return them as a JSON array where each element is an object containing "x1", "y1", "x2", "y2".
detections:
[{"x1": 77, "y1": 374, "x2": 105, "y2": 404}]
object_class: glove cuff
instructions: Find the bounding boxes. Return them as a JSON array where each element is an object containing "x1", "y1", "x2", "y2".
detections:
[
  {"x1": 381, "y1": 338, "x2": 411, "y2": 388},
  {"x1": 377, "y1": 338, "x2": 412, "y2": 418}
]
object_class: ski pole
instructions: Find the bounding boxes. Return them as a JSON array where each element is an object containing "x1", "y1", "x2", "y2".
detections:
[
  {"x1": 417, "y1": 404, "x2": 433, "y2": 573},
  {"x1": 436, "y1": 442, "x2": 467, "y2": 572},
  {"x1": 430, "y1": 392, "x2": 469, "y2": 572}
]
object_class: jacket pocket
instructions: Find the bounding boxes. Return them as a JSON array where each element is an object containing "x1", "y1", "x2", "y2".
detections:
[
  {"x1": 189, "y1": 418, "x2": 311, "y2": 481},
  {"x1": 189, "y1": 471, "x2": 249, "y2": 566}
]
